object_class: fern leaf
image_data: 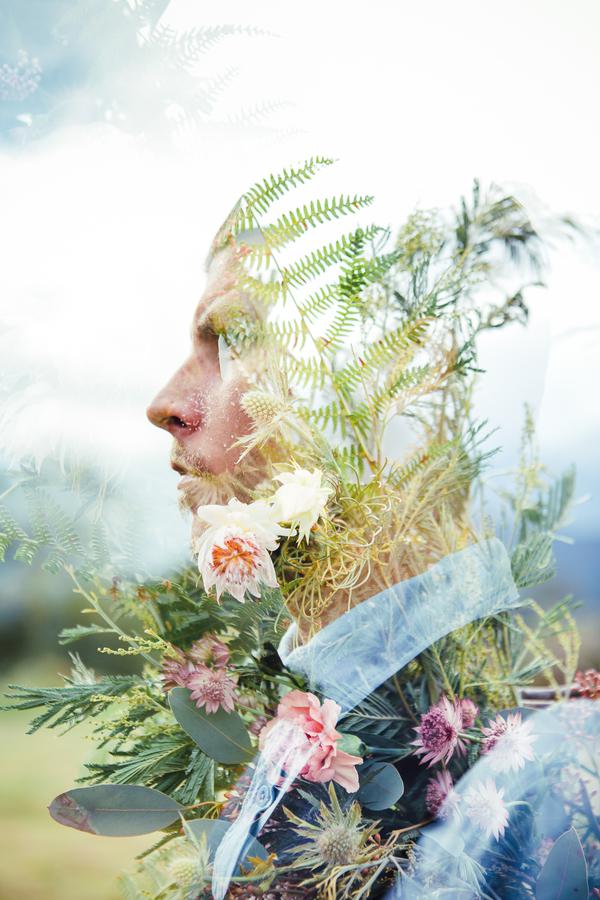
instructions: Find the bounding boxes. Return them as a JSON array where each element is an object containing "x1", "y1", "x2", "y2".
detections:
[
  {"x1": 296, "y1": 284, "x2": 340, "y2": 323},
  {"x1": 240, "y1": 157, "x2": 335, "y2": 219},
  {"x1": 257, "y1": 194, "x2": 375, "y2": 253},
  {"x1": 284, "y1": 355, "x2": 330, "y2": 391}
]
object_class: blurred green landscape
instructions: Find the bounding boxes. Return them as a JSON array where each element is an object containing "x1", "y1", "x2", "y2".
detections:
[{"x1": 1, "y1": 658, "x2": 149, "y2": 900}]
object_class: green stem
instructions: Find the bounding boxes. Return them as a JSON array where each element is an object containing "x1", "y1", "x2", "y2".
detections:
[
  {"x1": 430, "y1": 644, "x2": 455, "y2": 701},
  {"x1": 392, "y1": 674, "x2": 418, "y2": 723},
  {"x1": 65, "y1": 566, "x2": 158, "y2": 667}
]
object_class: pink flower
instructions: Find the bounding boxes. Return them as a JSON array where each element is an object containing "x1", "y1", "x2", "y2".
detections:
[
  {"x1": 275, "y1": 690, "x2": 341, "y2": 746},
  {"x1": 459, "y1": 698, "x2": 479, "y2": 728},
  {"x1": 425, "y1": 770, "x2": 460, "y2": 820},
  {"x1": 412, "y1": 696, "x2": 466, "y2": 767},
  {"x1": 574, "y1": 668, "x2": 600, "y2": 700},
  {"x1": 303, "y1": 744, "x2": 363, "y2": 793},
  {"x1": 481, "y1": 712, "x2": 535, "y2": 773},
  {"x1": 161, "y1": 648, "x2": 196, "y2": 691},
  {"x1": 188, "y1": 665, "x2": 238, "y2": 714},
  {"x1": 259, "y1": 690, "x2": 362, "y2": 793},
  {"x1": 464, "y1": 778, "x2": 509, "y2": 840},
  {"x1": 188, "y1": 635, "x2": 230, "y2": 668}
]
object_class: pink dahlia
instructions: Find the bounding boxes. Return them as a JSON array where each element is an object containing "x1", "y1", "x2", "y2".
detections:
[
  {"x1": 412, "y1": 696, "x2": 466, "y2": 767},
  {"x1": 303, "y1": 743, "x2": 363, "y2": 793},
  {"x1": 188, "y1": 635, "x2": 230, "y2": 668},
  {"x1": 274, "y1": 690, "x2": 341, "y2": 747},
  {"x1": 425, "y1": 770, "x2": 459, "y2": 819},
  {"x1": 259, "y1": 689, "x2": 362, "y2": 793},
  {"x1": 188, "y1": 665, "x2": 238, "y2": 714},
  {"x1": 481, "y1": 712, "x2": 535, "y2": 773},
  {"x1": 459, "y1": 698, "x2": 479, "y2": 728}
]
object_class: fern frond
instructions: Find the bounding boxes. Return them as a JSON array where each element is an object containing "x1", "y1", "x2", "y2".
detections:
[
  {"x1": 262, "y1": 318, "x2": 310, "y2": 350},
  {"x1": 284, "y1": 355, "x2": 330, "y2": 391},
  {"x1": 302, "y1": 400, "x2": 348, "y2": 439},
  {"x1": 319, "y1": 296, "x2": 362, "y2": 351},
  {"x1": 256, "y1": 194, "x2": 375, "y2": 254},
  {"x1": 240, "y1": 157, "x2": 335, "y2": 220},
  {"x1": 296, "y1": 284, "x2": 340, "y2": 323},
  {"x1": 152, "y1": 24, "x2": 269, "y2": 67},
  {"x1": 0, "y1": 504, "x2": 29, "y2": 562},
  {"x1": 282, "y1": 230, "x2": 366, "y2": 288}
]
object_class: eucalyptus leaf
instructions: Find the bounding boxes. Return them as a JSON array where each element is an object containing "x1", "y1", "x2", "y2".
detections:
[
  {"x1": 169, "y1": 687, "x2": 253, "y2": 764},
  {"x1": 357, "y1": 762, "x2": 404, "y2": 810},
  {"x1": 49, "y1": 784, "x2": 182, "y2": 836},
  {"x1": 536, "y1": 827, "x2": 588, "y2": 899}
]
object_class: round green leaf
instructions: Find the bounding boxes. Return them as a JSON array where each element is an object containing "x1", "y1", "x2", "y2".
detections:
[
  {"x1": 49, "y1": 784, "x2": 182, "y2": 836},
  {"x1": 536, "y1": 827, "x2": 589, "y2": 899},
  {"x1": 357, "y1": 762, "x2": 404, "y2": 810},
  {"x1": 169, "y1": 687, "x2": 253, "y2": 764}
]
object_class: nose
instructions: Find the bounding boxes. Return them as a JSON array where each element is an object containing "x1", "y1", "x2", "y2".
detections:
[
  {"x1": 146, "y1": 396, "x2": 189, "y2": 435},
  {"x1": 146, "y1": 366, "x2": 204, "y2": 439}
]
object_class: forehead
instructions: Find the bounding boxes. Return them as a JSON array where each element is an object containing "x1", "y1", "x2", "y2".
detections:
[{"x1": 188, "y1": 247, "x2": 239, "y2": 336}]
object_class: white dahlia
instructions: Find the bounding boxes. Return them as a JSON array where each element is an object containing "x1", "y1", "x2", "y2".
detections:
[
  {"x1": 193, "y1": 498, "x2": 286, "y2": 602},
  {"x1": 272, "y1": 467, "x2": 333, "y2": 543}
]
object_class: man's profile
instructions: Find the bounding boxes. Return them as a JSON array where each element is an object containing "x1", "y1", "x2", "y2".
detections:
[{"x1": 146, "y1": 230, "x2": 266, "y2": 519}]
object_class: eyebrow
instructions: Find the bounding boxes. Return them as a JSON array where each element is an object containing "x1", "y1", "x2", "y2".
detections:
[
  {"x1": 191, "y1": 293, "x2": 243, "y2": 340},
  {"x1": 191, "y1": 303, "x2": 220, "y2": 339}
]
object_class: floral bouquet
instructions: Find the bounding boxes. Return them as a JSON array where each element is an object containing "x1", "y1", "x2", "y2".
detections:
[{"x1": 3, "y1": 159, "x2": 599, "y2": 899}]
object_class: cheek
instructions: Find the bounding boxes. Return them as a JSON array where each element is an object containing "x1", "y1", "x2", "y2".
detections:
[{"x1": 204, "y1": 380, "x2": 253, "y2": 441}]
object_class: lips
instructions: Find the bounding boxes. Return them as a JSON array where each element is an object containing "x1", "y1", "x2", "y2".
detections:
[{"x1": 170, "y1": 449, "x2": 210, "y2": 479}]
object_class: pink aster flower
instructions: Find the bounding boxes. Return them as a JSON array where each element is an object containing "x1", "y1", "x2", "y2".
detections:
[
  {"x1": 188, "y1": 665, "x2": 238, "y2": 714},
  {"x1": 188, "y1": 635, "x2": 230, "y2": 668},
  {"x1": 161, "y1": 648, "x2": 196, "y2": 691},
  {"x1": 464, "y1": 778, "x2": 509, "y2": 840},
  {"x1": 258, "y1": 689, "x2": 362, "y2": 793},
  {"x1": 412, "y1": 696, "x2": 466, "y2": 766},
  {"x1": 425, "y1": 770, "x2": 460, "y2": 820},
  {"x1": 574, "y1": 668, "x2": 600, "y2": 700},
  {"x1": 459, "y1": 698, "x2": 479, "y2": 728},
  {"x1": 481, "y1": 712, "x2": 535, "y2": 773}
]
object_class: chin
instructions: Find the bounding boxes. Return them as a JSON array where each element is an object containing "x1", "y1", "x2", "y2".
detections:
[{"x1": 177, "y1": 470, "x2": 238, "y2": 511}]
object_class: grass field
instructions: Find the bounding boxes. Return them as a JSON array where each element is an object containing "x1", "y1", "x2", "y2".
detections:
[{"x1": 0, "y1": 658, "x2": 150, "y2": 900}]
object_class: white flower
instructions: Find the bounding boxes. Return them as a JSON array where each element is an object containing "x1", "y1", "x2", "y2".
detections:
[
  {"x1": 481, "y1": 712, "x2": 536, "y2": 774},
  {"x1": 464, "y1": 778, "x2": 509, "y2": 841},
  {"x1": 195, "y1": 497, "x2": 286, "y2": 551},
  {"x1": 193, "y1": 498, "x2": 287, "y2": 602},
  {"x1": 272, "y1": 468, "x2": 333, "y2": 543}
]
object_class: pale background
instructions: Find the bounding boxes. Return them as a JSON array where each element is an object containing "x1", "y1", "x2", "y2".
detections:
[{"x1": 0, "y1": 1, "x2": 598, "y2": 897}]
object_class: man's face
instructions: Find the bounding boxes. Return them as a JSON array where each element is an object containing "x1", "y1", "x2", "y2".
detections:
[{"x1": 146, "y1": 245, "x2": 260, "y2": 513}]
